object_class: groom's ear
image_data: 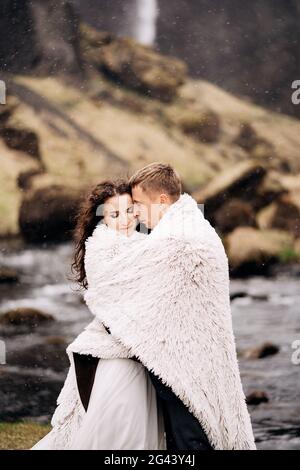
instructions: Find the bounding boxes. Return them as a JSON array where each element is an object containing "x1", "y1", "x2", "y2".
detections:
[{"x1": 159, "y1": 193, "x2": 171, "y2": 205}]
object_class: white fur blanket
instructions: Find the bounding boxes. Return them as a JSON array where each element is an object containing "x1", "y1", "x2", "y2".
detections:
[
  {"x1": 84, "y1": 193, "x2": 256, "y2": 450},
  {"x1": 32, "y1": 228, "x2": 146, "y2": 450},
  {"x1": 41, "y1": 318, "x2": 136, "y2": 450}
]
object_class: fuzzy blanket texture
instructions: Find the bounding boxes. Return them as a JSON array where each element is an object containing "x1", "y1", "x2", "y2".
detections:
[
  {"x1": 83, "y1": 193, "x2": 256, "y2": 450},
  {"x1": 31, "y1": 230, "x2": 145, "y2": 449}
]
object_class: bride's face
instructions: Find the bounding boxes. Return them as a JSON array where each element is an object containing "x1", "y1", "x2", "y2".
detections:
[{"x1": 103, "y1": 193, "x2": 137, "y2": 236}]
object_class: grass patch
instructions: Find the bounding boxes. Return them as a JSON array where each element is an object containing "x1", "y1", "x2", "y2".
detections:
[
  {"x1": 0, "y1": 422, "x2": 51, "y2": 450},
  {"x1": 278, "y1": 247, "x2": 300, "y2": 263}
]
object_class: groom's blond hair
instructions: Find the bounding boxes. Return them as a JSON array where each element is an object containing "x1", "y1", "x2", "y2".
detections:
[{"x1": 129, "y1": 162, "x2": 182, "y2": 201}]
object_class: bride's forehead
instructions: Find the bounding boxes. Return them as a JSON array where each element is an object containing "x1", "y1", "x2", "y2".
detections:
[{"x1": 104, "y1": 193, "x2": 133, "y2": 209}]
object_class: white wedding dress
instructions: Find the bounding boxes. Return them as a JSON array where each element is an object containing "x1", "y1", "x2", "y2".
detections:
[
  {"x1": 71, "y1": 358, "x2": 165, "y2": 450},
  {"x1": 32, "y1": 357, "x2": 166, "y2": 450}
]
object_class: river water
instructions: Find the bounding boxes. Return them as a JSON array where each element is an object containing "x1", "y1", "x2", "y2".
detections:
[{"x1": 0, "y1": 240, "x2": 299, "y2": 450}]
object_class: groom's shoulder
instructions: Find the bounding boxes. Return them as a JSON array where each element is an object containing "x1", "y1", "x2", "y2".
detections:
[
  {"x1": 155, "y1": 235, "x2": 196, "y2": 255},
  {"x1": 168, "y1": 229, "x2": 225, "y2": 255}
]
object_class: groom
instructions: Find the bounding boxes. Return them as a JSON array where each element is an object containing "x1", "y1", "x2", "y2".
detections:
[{"x1": 127, "y1": 162, "x2": 214, "y2": 451}]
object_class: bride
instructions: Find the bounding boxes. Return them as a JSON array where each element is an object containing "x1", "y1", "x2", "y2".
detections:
[{"x1": 31, "y1": 179, "x2": 166, "y2": 450}]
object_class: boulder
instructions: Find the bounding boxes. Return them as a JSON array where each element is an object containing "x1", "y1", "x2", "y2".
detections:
[
  {"x1": 246, "y1": 390, "x2": 269, "y2": 405},
  {"x1": 192, "y1": 160, "x2": 266, "y2": 221},
  {"x1": 249, "y1": 293, "x2": 269, "y2": 301},
  {"x1": 0, "y1": 266, "x2": 19, "y2": 284},
  {"x1": 270, "y1": 192, "x2": 300, "y2": 238},
  {"x1": 0, "y1": 139, "x2": 41, "y2": 238},
  {"x1": 0, "y1": 95, "x2": 41, "y2": 160},
  {"x1": 0, "y1": 126, "x2": 41, "y2": 160},
  {"x1": 176, "y1": 109, "x2": 221, "y2": 143},
  {"x1": 45, "y1": 336, "x2": 67, "y2": 346},
  {"x1": 0, "y1": 307, "x2": 54, "y2": 328},
  {"x1": 250, "y1": 141, "x2": 277, "y2": 168},
  {"x1": 279, "y1": 174, "x2": 300, "y2": 193},
  {"x1": 256, "y1": 191, "x2": 300, "y2": 238},
  {"x1": 0, "y1": 95, "x2": 19, "y2": 127},
  {"x1": 100, "y1": 37, "x2": 187, "y2": 102},
  {"x1": 224, "y1": 227, "x2": 294, "y2": 275},
  {"x1": 243, "y1": 342, "x2": 280, "y2": 359},
  {"x1": 17, "y1": 168, "x2": 45, "y2": 191},
  {"x1": 80, "y1": 23, "x2": 113, "y2": 67},
  {"x1": 256, "y1": 202, "x2": 278, "y2": 230},
  {"x1": 233, "y1": 122, "x2": 270, "y2": 152},
  {"x1": 254, "y1": 170, "x2": 288, "y2": 210},
  {"x1": 233, "y1": 122, "x2": 276, "y2": 169},
  {"x1": 230, "y1": 291, "x2": 248, "y2": 301},
  {"x1": 80, "y1": 22, "x2": 188, "y2": 105},
  {"x1": 213, "y1": 198, "x2": 256, "y2": 234}
]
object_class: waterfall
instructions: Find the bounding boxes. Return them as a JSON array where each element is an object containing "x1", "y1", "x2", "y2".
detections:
[{"x1": 134, "y1": 0, "x2": 158, "y2": 46}]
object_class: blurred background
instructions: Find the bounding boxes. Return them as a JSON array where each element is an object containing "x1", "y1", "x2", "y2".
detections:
[{"x1": 0, "y1": 0, "x2": 300, "y2": 450}]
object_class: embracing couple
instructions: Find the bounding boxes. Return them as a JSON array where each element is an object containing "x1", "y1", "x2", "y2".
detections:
[{"x1": 31, "y1": 162, "x2": 256, "y2": 450}]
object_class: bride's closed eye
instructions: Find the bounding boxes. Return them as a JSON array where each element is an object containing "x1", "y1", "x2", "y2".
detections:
[{"x1": 109, "y1": 206, "x2": 133, "y2": 219}]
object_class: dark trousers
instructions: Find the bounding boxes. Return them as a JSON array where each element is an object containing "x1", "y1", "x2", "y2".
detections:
[{"x1": 147, "y1": 370, "x2": 214, "y2": 451}]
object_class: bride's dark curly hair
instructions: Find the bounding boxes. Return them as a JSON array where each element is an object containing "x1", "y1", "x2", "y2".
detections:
[{"x1": 70, "y1": 178, "x2": 131, "y2": 289}]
